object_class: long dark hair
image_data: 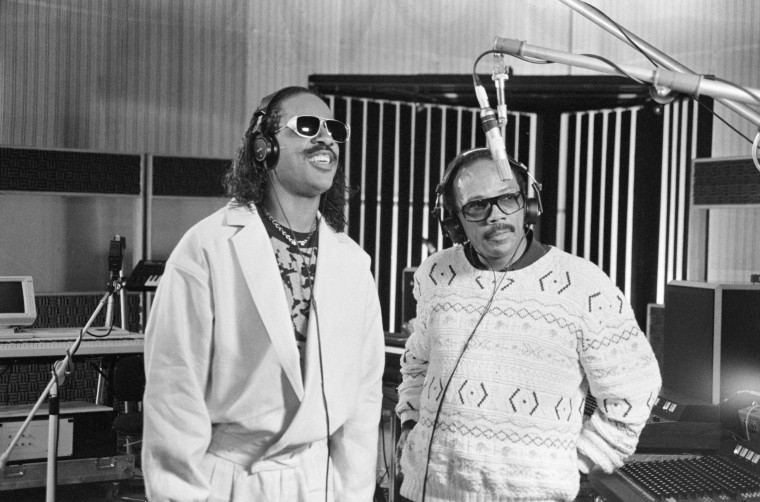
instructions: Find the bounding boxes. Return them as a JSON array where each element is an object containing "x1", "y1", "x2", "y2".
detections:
[{"x1": 223, "y1": 86, "x2": 351, "y2": 232}]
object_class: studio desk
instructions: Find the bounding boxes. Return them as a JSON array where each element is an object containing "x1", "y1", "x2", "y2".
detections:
[
  {"x1": 0, "y1": 327, "x2": 145, "y2": 416},
  {"x1": 0, "y1": 328, "x2": 143, "y2": 491}
]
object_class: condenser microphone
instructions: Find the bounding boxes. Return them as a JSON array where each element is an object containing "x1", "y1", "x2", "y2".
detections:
[
  {"x1": 106, "y1": 235, "x2": 126, "y2": 328},
  {"x1": 492, "y1": 53, "x2": 509, "y2": 126},
  {"x1": 474, "y1": 80, "x2": 512, "y2": 180},
  {"x1": 108, "y1": 235, "x2": 126, "y2": 279}
]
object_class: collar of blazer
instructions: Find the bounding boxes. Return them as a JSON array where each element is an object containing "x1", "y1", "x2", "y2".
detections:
[{"x1": 224, "y1": 201, "x2": 350, "y2": 400}]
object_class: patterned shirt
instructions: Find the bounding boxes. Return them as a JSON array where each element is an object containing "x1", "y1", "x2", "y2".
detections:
[{"x1": 259, "y1": 210, "x2": 318, "y2": 376}]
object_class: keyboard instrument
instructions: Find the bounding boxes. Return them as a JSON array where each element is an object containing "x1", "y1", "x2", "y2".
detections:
[
  {"x1": 125, "y1": 259, "x2": 165, "y2": 291},
  {"x1": 0, "y1": 327, "x2": 144, "y2": 358}
]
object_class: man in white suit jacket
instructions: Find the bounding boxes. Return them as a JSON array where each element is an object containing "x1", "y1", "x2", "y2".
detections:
[{"x1": 142, "y1": 86, "x2": 386, "y2": 502}]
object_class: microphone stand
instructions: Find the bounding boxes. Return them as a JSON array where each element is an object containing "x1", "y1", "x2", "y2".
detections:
[
  {"x1": 0, "y1": 275, "x2": 124, "y2": 502},
  {"x1": 104, "y1": 272, "x2": 127, "y2": 330},
  {"x1": 119, "y1": 269, "x2": 127, "y2": 331}
]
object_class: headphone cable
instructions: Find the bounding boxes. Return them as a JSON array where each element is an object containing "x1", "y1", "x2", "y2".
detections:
[
  {"x1": 419, "y1": 234, "x2": 524, "y2": 501},
  {"x1": 269, "y1": 177, "x2": 332, "y2": 502}
]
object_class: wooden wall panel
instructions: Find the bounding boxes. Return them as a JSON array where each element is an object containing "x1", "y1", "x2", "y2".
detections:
[
  {"x1": 1, "y1": 0, "x2": 758, "y2": 304},
  {"x1": 0, "y1": 0, "x2": 250, "y2": 157},
  {"x1": 707, "y1": 207, "x2": 760, "y2": 282},
  {"x1": 568, "y1": 0, "x2": 760, "y2": 158},
  {"x1": 2, "y1": 0, "x2": 757, "y2": 159}
]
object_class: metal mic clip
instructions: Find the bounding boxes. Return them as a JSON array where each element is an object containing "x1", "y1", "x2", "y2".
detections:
[{"x1": 492, "y1": 53, "x2": 509, "y2": 127}]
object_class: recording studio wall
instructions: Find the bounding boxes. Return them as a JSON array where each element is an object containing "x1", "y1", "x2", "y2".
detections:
[
  {"x1": 0, "y1": 147, "x2": 228, "y2": 294},
  {"x1": 320, "y1": 87, "x2": 712, "y2": 332}
]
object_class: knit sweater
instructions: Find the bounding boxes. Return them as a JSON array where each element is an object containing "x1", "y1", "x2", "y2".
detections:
[{"x1": 396, "y1": 245, "x2": 661, "y2": 502}]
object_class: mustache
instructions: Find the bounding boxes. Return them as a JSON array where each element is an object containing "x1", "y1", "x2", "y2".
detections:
[
  {"x1": 484, "y1": 222, "x2": 515, "y2": 239},
  {"x1": 305, "y1": 145, "x2": 337, "y2": 157}
]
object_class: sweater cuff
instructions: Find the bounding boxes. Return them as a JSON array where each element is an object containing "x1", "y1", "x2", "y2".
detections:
[
  {"x1": 577, "y1": 452, "x2": 594, "y2": 474},
  {"x1": 576, "y1": 432, "x2": 619, "y2": 474}
]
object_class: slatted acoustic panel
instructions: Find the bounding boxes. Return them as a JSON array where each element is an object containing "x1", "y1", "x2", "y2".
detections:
[
  {"x1": 0, "y1": 146, "x2": 144, "y2": 406},
  {"x1": 147, "y1": 155, "x2": 230, "y2": 261},
  {"x1": 687, "y1": 157, "x2": 760, "y2": 283},
  {"x1": 0, "y1": 146, "x2": 143, "y2": 292}
]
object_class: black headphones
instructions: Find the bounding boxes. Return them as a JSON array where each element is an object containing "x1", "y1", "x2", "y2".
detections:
[
  {"x1": 249, "y1": 87, "x2": 295, "y2": 170},
  {"x1": 433, "y1": 148, "x2": 543, "y2": 244}
]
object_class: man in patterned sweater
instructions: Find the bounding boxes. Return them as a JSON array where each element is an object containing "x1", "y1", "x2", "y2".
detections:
[{"x1": 395, "y1": 148, "x2": 661, "y2": 501}]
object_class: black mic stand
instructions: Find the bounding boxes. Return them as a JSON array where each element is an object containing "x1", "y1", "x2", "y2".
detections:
[{"x1": 0, "y1": 275, "x2": 125, "y2": 502}]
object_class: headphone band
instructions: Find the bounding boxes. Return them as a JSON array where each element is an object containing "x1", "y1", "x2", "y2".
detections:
[
  {"x1": 433, "y1": 148, "x2": 543, "y2": 243},
  {"x1": 249, "y1": 86, "x2": 327, "y2": 170},
  {"x1": 253, "y1": 88, "x2": 289, "y2": 132}
]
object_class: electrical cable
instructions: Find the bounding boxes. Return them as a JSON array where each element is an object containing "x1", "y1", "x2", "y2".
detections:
[
  {"x1": 744, "y1": 403, "x2": 760, "y2": 442},
  {"x1": 579, "y1": 54, "x2": 648, "y2": 84},
  {"x1": 707, "y1": 76, "x2": 760, "y2": 108},
  {"x1": 692, "y1": 96, "x2": 755, "y2": 144},
  {"x1": 379, "y1": 417, "x2": 390, "y2": 485},
  {"x1": 572, "y1": 0, "x2": 760, "y2": 164},
  {"x1": 88, "y1": 360, "x2": 110, "y2": 383},
  {"x1": 310, "y1": 297, "x2": 332, "y2": 502},
  {"x1": 86, "y1": 324, "x2": 115, "y2": 338},
  {"x1": 270, "y1": 172, "x2": 332, "y2": 502},
  {"x1": 578, "y1": 0, "x2": 660, "y2": 69},
  {"x1": 419, "y1": 232, "x2": 526, "y2": 501},
  {"x1": 85, "y1": 325, "x2": 113, "y2": 338}
]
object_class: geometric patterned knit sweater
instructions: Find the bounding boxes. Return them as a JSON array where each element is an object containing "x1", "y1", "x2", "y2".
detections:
[{"x1": 395, "y1": 245, "x2": 661, "y2": 502}]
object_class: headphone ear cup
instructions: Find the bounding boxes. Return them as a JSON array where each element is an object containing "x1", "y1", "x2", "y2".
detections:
[
  {"x1": 434, "y1": 195, "x2": 467, "y2": 244},
  {"x1": 441, "y1": 217, "x2": 467, "y2": 244},
  {"x1": 525, "y1": 198, "x2": 541, "y2": 226},
  {"x1": 252, "y1": 131, "x2": 279, "y2": 169}
]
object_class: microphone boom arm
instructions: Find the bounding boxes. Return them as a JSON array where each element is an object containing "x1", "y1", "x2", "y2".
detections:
[
  {"x1": 493, "y1": 36, "x2": 760, "y2": 121},
  {"x1": 557, "y1": 0, "x2": 760, "y2": 128}
]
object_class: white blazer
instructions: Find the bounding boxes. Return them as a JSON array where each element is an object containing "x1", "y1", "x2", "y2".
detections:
[{"x1": 142, "y1": 202, "x2": 385, "y2": 502}]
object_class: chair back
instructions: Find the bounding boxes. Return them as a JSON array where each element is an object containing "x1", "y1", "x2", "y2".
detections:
[{"x1": 112, "y1": 354, "x2": 146, "y2": 402}]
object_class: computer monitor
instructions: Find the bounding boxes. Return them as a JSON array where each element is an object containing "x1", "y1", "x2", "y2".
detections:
[
  {"x1": 663, "y1": 281, "x2": 760, "y2": 406},
  {"x1": 0, "y1": 276, "x2": 37, "y2": 330}
]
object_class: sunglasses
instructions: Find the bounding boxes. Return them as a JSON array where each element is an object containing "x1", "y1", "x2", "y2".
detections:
[
  {"x1": 460, "y1": 192, "x2": 525, "y2": 222},
  {"x1": 275, "y1": 115, "x2": 351, "y2": 143}
]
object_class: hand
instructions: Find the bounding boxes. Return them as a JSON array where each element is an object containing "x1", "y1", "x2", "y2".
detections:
[{"x1": 395, "y1": 428, "x2": 411, "y2": 477}]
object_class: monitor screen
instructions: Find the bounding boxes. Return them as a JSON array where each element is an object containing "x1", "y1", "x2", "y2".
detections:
[{"x1": 0, "y1": 276, "x2": 37, "y2": 329}]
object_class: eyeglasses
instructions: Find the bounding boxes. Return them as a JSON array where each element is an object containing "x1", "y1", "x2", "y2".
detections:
[
  {"x1": 275, "y1": 115, "x2": 351, "y2": 143},
  {"x1": 460, "y1": 192, "x2": 525, "y2": 222}
]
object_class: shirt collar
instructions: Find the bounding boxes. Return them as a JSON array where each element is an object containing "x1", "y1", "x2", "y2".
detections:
[{"x1": 465, "y1": 229, "x2": 549, "y2": 271}]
